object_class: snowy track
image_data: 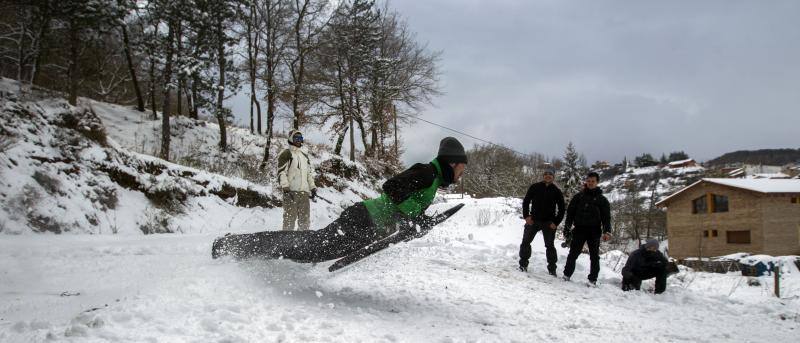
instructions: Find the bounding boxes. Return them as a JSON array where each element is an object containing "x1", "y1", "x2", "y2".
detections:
[{"x1": 2, "y1": 199, "x2": 799, "y2": 342}]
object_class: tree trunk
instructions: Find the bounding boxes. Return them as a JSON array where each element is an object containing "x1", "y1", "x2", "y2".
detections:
[
  {"x1": 148, "y1": 54, "x2": 157, "y2": 120},
  {"x1": 261, "y1": 79, "x2": 276, "y2": 168},
  {"x1": 349, "y1": 115, "x2": 355, "y2": 162},
  {"x1": 255, "y1": 97, "x2": 262, "y2": 134},
  {"x1": 16, "y1": 20, "x2": 26, "y2": 85},
  {"x1": 355, "y1": 115, "x2": 369, "y2": 157},
  {"x1": 215, "y1": 19, "x2": 228, "y2": 152},
  {"x1": 121, "y1": 24, "x2": 145, "y2": 112},
  {"x1": 370, "y1": 125, "x2": 378, "y2": 157},
  {"x1": 291, "y1": 1, "x2": 310, "y2": 130},
  {"x1": 160, "y1": 21, "x2": 176, "y2": 161},
  {"x1": 176, "y1": 21, "x2": 183, "y2": 116},
  {"x1": 30, "y1": 14, "x2": 50, "y2": 86},
  {"x1": 246, "y1": 11, "x2": 255, "y2": 134},
  {"x1": 190, "y1": 75, "x2": 199, "y2": 119},
  {"x1": 393, "y1": 105, "x2": 399, "y2": 157},
  {"x1": 249, "y1": 95, "x2": 254, "y2": 133},
  {"x1": 334, "y1": 125, "x2": 348, "y2": 155},
  {"x1": 67, "y1": 22, "x2": 79, "y2": 106},
  {"x1": 177, "y1": 85, "x2": 183, "y2": 116},
  {"x1": 184, "y1": 82, "x2": 194, "y2": 118}
]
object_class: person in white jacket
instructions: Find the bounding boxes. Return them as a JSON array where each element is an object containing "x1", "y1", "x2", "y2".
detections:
[{"x1": 277, "y1": 129, "x2": 317, "y2": 231}]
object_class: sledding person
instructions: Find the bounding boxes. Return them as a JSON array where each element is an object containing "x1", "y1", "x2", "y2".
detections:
[
  {"x1": 277, "y1": 129, "x2": 318, "y2": 231},
  {"x1": 561, "y1": 171, "x2": 612, "y2": 285},
  {"x1": 621, "y1": 239, "x2": 668, "y2": 294},
  {"x1": 212, "y1": 137, "x2": 468, "y2": 262},
  {"x1": 519, "y1": 167, "x2": 565, "y2": 275}
]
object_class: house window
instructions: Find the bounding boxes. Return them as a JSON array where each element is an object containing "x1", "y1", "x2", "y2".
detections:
[
  {"x1": 692, "y1": 195, "x2": 707, "y2": 214},
  {"x1": 713, "y1": 195, "x2": 729, "y2": 213},
  {"x1": 703, "y1": 230, "x2": 709, "y2": 237},
  {"x1": 726, "y1": 230, "x2": 751, "y2": 244},
  {"x1": 712, "y1": 230, "x2": 718, "y2": 237},
  {"x1": 792, "y1": 197, "x2": 799, "y2": 204}
]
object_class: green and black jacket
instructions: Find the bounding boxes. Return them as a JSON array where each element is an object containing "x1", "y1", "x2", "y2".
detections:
[{"x1": 363, "y1": 158, "x2": 447, "y2": 233}]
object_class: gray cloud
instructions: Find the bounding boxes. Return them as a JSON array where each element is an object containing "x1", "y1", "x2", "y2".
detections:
[
  {"x1": 228, "y1": 0, "x2": 800, "y2": 166},
  {"x1": 390, "y1": 0, "x2": 800, "y2": 165}
]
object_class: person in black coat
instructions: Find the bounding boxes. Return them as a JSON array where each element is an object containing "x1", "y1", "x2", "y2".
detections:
[
  {"x1": 561, "y1": 172, "x2": 612, "y2": 285},
  {"x1": 622, "y1": 239, "x2": 669, "y2": 294},
  {"x1": 519, "y1": 167, "x2": 565, "y2": 275}
]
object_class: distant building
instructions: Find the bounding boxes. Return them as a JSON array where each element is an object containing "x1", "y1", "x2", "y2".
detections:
[
  {"x1": 744, "y1": 164, "x2": 783, "y2": 175},
  {"x1": 591, "y1": 160, "x2": 611, "y2": 170},
  {"x1": 667, "y1": 159, "x2": 697, "y2": 169},
  {"x1": 783, "y1": 163, "x2": 800, "y2": 178},
  {"x1": 751, "y1": 172, "x2": 791, "y2": 179},
  {"x1": 720, "y1": 164, "x2": 787, "y2": 179},
  {"x1": 656, "y1": 178, "x2": 800, "y2": 259}
]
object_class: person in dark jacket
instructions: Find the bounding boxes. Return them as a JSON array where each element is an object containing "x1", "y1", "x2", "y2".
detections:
[
  {"x1": 212, "y1": 137, "x2": 468, "y2": 262},
  {"x1": 561, "y1": 172, "x2": 612, "y2": 285},
  {"x1": 519, "y1": 167, "x2": 565, "y2": 275},
  {"x1": 622, "y1": 239, "x2": 668, "y2": 294}
]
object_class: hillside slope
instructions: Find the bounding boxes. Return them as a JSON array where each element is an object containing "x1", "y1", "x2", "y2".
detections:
[
  {"x1": 707, "y1": 148, "x2": 800, "y2": 166},
  {"x1": 0, "y1": 78, "x2": 378, "y2": 235}
]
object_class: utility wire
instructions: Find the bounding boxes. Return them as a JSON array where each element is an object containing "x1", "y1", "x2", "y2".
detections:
[{"x1": 399, "y1": 113, "x2": 537, "y2": 158}]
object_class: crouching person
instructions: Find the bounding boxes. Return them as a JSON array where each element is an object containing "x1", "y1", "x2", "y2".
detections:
[{"x1": 621, "y1": 239, "x2": 668, "y2": 294}]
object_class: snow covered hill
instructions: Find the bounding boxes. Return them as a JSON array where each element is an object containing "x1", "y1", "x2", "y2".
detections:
[
  {"x1": 2, "y1": 197, "x2": 798, "y2": 342},
  {"x1": 0, "y1": 78, "x2": 379, "y2": 235},
  {"x1": 600, "y1": 165, "x2": 706, "y2": 203}
]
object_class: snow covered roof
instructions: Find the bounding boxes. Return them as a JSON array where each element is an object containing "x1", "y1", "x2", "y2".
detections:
[
  {"x1": 750, "y1": 172, "x2": 791, "y2": 179},
  {"x1": 657, "y1": 178, "x2": 800, "y2": 206},
  {"x1": 727, "y1": 168, "x2": 744, "y2": 177},
  {"x1": 667, "y1": 158, "x2": 695, "y2": 166}
]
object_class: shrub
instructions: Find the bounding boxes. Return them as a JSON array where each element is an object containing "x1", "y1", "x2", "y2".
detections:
[{"x1": 138, "y1": 208, "x2": 172, "y2": 234}]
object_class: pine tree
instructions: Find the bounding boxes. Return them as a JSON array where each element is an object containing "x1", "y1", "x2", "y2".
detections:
[
  {"x1": 559, "y1": 142, "x2": 585, "y2": 202},
  {"x1": 668, "y1": 151, "x2": 689, "y2": 162}
]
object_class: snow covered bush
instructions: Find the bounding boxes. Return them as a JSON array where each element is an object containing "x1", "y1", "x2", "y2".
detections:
[
  {"x1": 475, "y1": 208, "x2": 503, "y2": 226},
  {"x1": 32, "y1": 171, "x2": 62, "y2": 196},
  {"x1": 0, "y1": 135, "x2": 14, "y2": 153},
  {"x1": 138, "y1": 208, "x2": 172, "y2": 234}
]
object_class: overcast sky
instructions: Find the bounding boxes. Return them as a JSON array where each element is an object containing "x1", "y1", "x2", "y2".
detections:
[{"x1": 231, "y1": 0, "x2": 800, "y2": 166}]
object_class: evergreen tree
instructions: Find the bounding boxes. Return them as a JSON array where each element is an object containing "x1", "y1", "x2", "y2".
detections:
[
  {"x1": 559, "y1": 142, "x2": 585, "y2": 201},
  {"x1": 634, "y1": 153, "x2": 657, "y2": 167},
  {"x1": 668, "y1": 151, "x2": 690, "y2": 162}
]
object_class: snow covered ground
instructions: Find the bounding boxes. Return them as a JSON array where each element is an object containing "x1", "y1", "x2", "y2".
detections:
[
  {"x1": 2, "y1": 78, "x2": 799, "y2": 341},
  {"x1": 2, "y1": 197, "x2": 798, "y2": 342}
]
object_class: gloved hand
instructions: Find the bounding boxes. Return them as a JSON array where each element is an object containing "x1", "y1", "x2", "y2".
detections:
[
  {"x1": 310, "y1": 188, "x2": 317, "y2": 200},
  {"x1": 283, "y1": 188, "x2": 294, "y2": 201},
  {"x1": 561, "y1": 228, "x2": 573, "y2": 248}
]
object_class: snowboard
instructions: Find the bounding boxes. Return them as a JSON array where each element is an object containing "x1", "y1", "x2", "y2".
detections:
[{"x1": 328, "y1": 203, "x2": 465, "y2": 272}]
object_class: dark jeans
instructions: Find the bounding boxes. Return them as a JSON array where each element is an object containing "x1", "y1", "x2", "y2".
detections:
[
  {"x1": 562, "y1": 227, "x2": 601, "y2": 282},
  {"x1": 519, "y1": 222, "x2": 557, "y2": 272},
  {"x1": 213, "y1": 203, "x2": 379, "y2": 262},
  {"x1": 622, "y1": 266, "x2": 668, "y2": 294}
]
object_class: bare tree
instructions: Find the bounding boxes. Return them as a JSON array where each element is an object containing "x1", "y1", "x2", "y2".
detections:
[
  {"x1": 257, "y1": 0, "x2": 291, "y2": 169},
  {"x1": 286, "y1": 0, "x2": 329, "y2": 129},
  {"x1": 119, "y1": 11, "x2": 145, "y2": 112},
  {"x1": 461, "y1": 144, "x2": 546, "y2": 198},
  {"x1": 160, "y1": 16, "x2": 177, "y2": 160}
]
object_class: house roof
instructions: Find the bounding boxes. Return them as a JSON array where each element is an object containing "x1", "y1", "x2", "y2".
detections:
[
  {"x1": 656, "y1": 178, "x2": 800, "y2": 207},
  {"x1": 727, "y1": 168, "x2": 744, "y2": 177},
  {"x1": 668, "y1": 158, "x2": 695, "y2": 166},
  {"x1": 750, "y1": 172, "x2": 791, "y2": 179}
]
